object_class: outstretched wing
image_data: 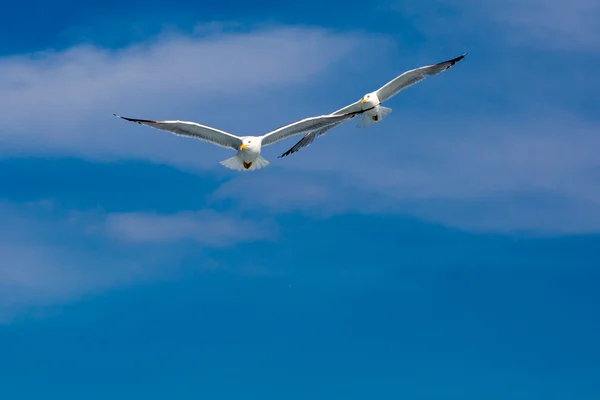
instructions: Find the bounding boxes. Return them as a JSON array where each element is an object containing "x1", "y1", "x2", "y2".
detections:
[
  {"x1": 278, "y1": 119, "x2": 347, "y2": 158},
  {"x1": 260, "y1": 111, "x2": 363, "y2": 147},
  {"x1": 276, "y1": 99, "x2": 364, "y2": 156},
  {"x1": 114, "y1": 114, "x2": 243, "y2": 150},
  {"x1": 328, "y1": 99, "x2": 364, "y2": 116},
  {"x1": 375, "y1": 53, "x2": 467, "y2": 102}
]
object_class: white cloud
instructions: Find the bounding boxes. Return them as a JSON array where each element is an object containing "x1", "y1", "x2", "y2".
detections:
[
  {"x1": 0, "y1": 25, "x2": 381, "y2": 166},
  {"x1": 1, "y1": 21, "x2": 599, "y2": 234},
  {"x1": 395, "y1": 0, "x2": 600, "y2": 51},
  {"x1": 0, "y1": 200, "x2": 277, "y2": 322},
  {"x1": 104, "y1": 210, "x2": 276, "y2": 246},
  {"x1": 485, "y1": 0, "x2": 600, "y2": 51},
  {"x1": 211, "y1": 111, "x2": 600, "y2": 234},
  {"x1": 1, "y1": 20, "x2": 599, "y2": 324}
]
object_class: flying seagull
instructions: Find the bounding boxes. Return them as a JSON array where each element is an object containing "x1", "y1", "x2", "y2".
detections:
[
  {"x1": 114, "y1": 110, "x2": 363, "y2": 171},
  {"x1": 278, "y1": 53, "x2": 467, "y2": 158}
]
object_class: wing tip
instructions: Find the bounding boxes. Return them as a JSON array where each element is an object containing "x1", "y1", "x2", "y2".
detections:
[
  {"x1": 440, "y1": 52, "x2": 468, "y2": 68},
  {"x1": 278, "y1": 132, "x2": 316, "y2": 158},
  {"x1": 279, "y1": 146, "x2": 300, "y2": 158},
  {"x1": 113, "y1": 114, "x2": 157, "y2": 124}
]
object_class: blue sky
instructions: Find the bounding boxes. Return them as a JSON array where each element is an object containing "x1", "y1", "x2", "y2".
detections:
[{"x1": 1, "y1": 0, "x2": 599, "y2": 398}]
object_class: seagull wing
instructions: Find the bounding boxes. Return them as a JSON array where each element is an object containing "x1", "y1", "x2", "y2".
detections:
[
  {"x1": 276, "y1": 100, "x2": 367, "y2": 158},
  {"x1": 114, "y1": 114, "x2": 243, "y2": 150},
  {"x1": 260, "y1": 111, "x2": 363, "y2": 147},
  {"x1": 278, "y1": 120, "x2": 347, "y2": 158},
  {"x1": 375, "y1": 53, "x2": 467, "y2": 102},
  {"x1": 328, "y1": 99, "x2": 364, "y2": 116}
]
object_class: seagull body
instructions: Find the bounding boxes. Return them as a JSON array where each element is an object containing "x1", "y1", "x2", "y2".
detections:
[
  {"x1": 114, "y1": 111, "x2": 362, "y2": 171},
  {"x1": 357, "y1": 91, "x2": 392, "y2": 128},
  {"x1": 279, "y1": 53, "x2": 467, "y2": 158}
]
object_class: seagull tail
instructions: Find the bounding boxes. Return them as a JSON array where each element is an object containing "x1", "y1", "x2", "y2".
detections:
[
  {"x1": 220, "y1": 155, "x2": 245, "y2": 171},
  {"x1": 378, "y1": 106, "x2": 393, "y2": 120},
  {"x1": 249, "y1": 155, "x2": 270, "y2": 171},
  {"x1": 357, "y1": 106, "x2": 393, "y2": 128},
  {"x1": 219, "y1": 154, "x2": 270, "y2": 171}
]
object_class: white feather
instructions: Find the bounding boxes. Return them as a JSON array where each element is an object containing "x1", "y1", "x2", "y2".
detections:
[
  {"x1": 357, "y1": 106, "x2": 393, "y2": 128},
  {"x1": 219, "y1": 155, "x2": 246, "y2": 171},
  {"x1": 219, "y1": 154, "x2": 270, "y2": 171},
  {"x1": 247, "y1": 155, "x2": 270, "y2": 171}
]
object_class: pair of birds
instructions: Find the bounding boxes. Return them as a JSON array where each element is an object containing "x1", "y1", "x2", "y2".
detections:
[{"x1": 115, "y1": 53, "x2": 467, "y2": 171}]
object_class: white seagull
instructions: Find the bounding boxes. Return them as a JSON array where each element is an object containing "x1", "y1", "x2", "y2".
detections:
[
  {"x1": 114, "y1": 110, "x2": 363, "y2": 171},
  {"x1": 279, "y1": 53, "x2": 467, "y2": 158}
]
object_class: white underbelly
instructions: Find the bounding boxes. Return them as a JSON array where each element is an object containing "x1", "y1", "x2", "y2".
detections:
[
  {"x1": 366, "y1": 104, "x2": 380, "y2": 117},
  {"x1": 239, "y1": 150, "x2": 259, "y2": 162}
]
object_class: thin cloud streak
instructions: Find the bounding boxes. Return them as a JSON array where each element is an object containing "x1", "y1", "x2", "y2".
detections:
[
  {"x1": 0, "y1": 201, "x2": 278, "y2": 322},
  {"x1": 395, "y1": 0, "x2": 600, "y2": 51},
  {"x1": 105, "y1": 210, "x2": 276, "y2": 246},
  {"x1": 484, "y1": 0, "x2": 600, "y2": 51}
]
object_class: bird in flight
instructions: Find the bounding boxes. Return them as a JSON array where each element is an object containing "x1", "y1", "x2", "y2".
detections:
[
  {"x1": 114, "y1": 110, "x2": 363, "y2": 171},
  {"x1": 278, "y1": 53, "x2": 467, "y2": 159}
]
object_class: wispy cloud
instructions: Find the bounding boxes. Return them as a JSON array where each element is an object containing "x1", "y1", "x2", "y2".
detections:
[
  {"x1": 2, "y1": 21, "x2": 599, "y2": 235},
  {"x1": 0, "y1": 25, "x2": 382, "y2": 165},
  {"x1": 0, "y1": 200, "x2": 277, "y2": 322},
  {"x1": 483, "y1": 0, "x2": 600, "y2": 51},
  {"x1": 394, "y1": 0, "x2": 600, "y2": 51},
  {"x1": 212, "y1": 112, "x2": 600, "y2": 234},
  {"x1": 104, "y1": 210, "x2": 276, "y2": 246}
]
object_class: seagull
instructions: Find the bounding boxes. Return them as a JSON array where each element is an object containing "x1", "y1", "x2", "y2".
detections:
[
  {"x1": 114, "y1": 110, "x2": 363, "y2": 171},
  {"x1": 278, "y1": 53, "x2": 467, "y2": 158}
]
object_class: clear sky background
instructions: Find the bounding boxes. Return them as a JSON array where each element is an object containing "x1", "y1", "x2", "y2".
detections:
[{"x1": 1, "y1": 0, "x2": 599, "y2": 398}]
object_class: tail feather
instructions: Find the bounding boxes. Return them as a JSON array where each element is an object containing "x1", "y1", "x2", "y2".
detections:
[
  {"x1": 357, "y1": 106, "x2": 393, "y2": 128},
  {"x1": 220, "y1": 155, "x2": 245, "y2": 171},
  {"x1": 250, "y1": 155, "x2": 270, "y2": 170},
  {"x1": 379, "y1": 106, "x2": 393, "y2": 119},
  {"x1": 219, "y1": 154, "x2": 270, "y2": 171}
]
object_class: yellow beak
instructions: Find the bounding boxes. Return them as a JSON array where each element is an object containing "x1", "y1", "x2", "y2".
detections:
[
  {"x1": 360, "y1": 98, "x2": 367, "y2": 103},
  {"x1": 240, "y1": 144, "x2": 247, "y2": 150}
]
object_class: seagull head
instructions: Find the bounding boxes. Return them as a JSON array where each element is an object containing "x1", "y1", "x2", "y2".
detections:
[
  {"x1": 360, "y1": 93, "x2": 379, "y2": 108},
  {"x1": 239, "y1": 137, "x2": 260, "y2": 153}
]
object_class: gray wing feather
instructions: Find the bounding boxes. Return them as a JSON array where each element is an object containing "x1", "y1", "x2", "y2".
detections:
[
  {"x1": 277, "y1": 100, "x2": 363, "y2": 158},
  {"x1": 278, "y1": 120, "x2": 347, "y2": 158},
  {"x1": 329, "y1": 100, "x2": 363, "y2": 116},
  {"x1": 114, "y1": 114, "x2": 242, "y2": 150},
  {"x1": 260, "y1": 111, "x2": 362, "y2": 147},
  {"x1": 375, "y1": 53, "x2": 466, "y2": 102}
]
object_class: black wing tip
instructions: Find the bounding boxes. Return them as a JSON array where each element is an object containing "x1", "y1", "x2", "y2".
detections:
[
  {"x1": 439, "y1": 52, "x2": 468, "y2": 68},
  {"x1": 113, "y1": 114, "x2": 157, "y2": 124},
  {"x1": 279, "y1": 137, "x2": 311, "y2": 158},
  {"x1": 279, "y1": 145, "x2": 300, "y2": 158},
  {"x1": 278, "y1": 149, "x2": 293, "y2": 158}
]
